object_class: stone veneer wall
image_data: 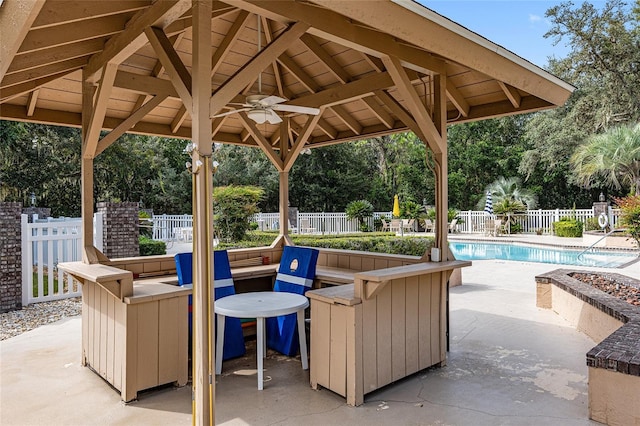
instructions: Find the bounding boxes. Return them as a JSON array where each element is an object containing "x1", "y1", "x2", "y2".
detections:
[
  {"x1": 97, "y1": 202, "x2": 139, "y2": 259},
  {"x1": 0, "y1": 203, "x2": 22, "y2": 313}
]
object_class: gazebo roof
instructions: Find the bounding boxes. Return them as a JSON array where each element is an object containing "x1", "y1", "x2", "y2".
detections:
[{"x1": 0, "y1": 0, "x2": 573, "y2": 149}]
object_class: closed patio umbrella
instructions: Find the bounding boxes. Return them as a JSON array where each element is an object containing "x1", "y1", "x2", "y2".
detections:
[
  {"x1": 484, "y1": 191, "x2": 493, "y2": 215},
  {"x1": 393, "y1": 194, "x2": 400, "y2": 218}
]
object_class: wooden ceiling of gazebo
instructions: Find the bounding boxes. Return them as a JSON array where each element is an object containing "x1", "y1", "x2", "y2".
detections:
[{"x1": 0, "y1": 0, "x2": 573, "y2": 150}]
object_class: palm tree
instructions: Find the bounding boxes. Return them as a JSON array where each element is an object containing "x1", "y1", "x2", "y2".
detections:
[
  {"x1": 477, "y1": 176, "x2": 538, "y2": 210},
  {"x1": 571, "y1": 123, "x2": 640, "y2": 194}
]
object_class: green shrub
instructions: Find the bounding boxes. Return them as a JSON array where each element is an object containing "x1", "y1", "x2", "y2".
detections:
[
  {"x1": 214, "y1": 185, "x2": 263, "y2": 242},
  {"x1": 584, "y1": 217, "x2": 601, "y2": 231},
  {"x1": 614, "y1": 195, "x2": 640, "y2": 246},
  {"x1": 293, "y1": 234, "x2": 434, "y2": 256},
  {"x1": 552, "y1": 217, "x2": 583, "y2": 237},
  {"x1": 139, "y1": 236, "x2": 166, "y2": 256}
]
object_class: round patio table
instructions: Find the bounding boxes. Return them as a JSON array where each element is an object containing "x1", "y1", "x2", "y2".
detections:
[{"x1": 214, "y1": 291, "x2": 309, "y2": 390}]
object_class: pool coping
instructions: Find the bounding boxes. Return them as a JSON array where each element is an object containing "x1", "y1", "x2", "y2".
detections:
[{"x1": 449, "y1": 236, "x2": 640, "y2": 268}]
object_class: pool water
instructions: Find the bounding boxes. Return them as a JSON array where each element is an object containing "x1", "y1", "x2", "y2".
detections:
[{"x1": 449, "y1": 241, "x2": 638, "y2": 268}]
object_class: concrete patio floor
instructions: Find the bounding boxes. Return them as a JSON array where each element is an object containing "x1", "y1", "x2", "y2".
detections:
[{"x1": 2, "y1": 257, "x2": 639, "y2": 425}]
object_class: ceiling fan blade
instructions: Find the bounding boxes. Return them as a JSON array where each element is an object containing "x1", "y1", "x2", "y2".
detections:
[
  {"x1": 272, "y1": 104, "x2": 321, "y2": 115},
  {"x1": 212, "y1": 108, "x2": 250, "y2": 118},
  {"x1": 266, "y1": 109, "x2": 283, "y2": 124},
  {"x1": 228, "y1": 102, "x2": 252, "y2": 107},
  {"x1": 258, "y1": 95, "x2": 287, "y2": 106}
]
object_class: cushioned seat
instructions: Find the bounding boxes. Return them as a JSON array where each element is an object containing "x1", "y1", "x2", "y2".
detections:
[
  {"x1": 266, "y1": 246, "x2": 319, "y2": 356},
  {"x1": 175, "y1": 251, "x2": 245, "y2": 360}
]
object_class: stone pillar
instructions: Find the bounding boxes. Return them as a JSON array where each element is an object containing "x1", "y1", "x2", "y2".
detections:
[
  {"x1": 21, "y1": 207, "x2": 51, "y2": 222},
  {"x1": 1, "y1": 202, "x2": 22, "y2": 313},
  {"x1": 593, "y1": 201, "x2": 609, "y2": 218},
  {"x1": 97, "y1": 202, "x2": 139, "y2": 259}
]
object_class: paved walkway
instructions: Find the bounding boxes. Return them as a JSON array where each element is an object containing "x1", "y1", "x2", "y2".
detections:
[{"x1": 4, "y1": 252, "x2": 639, "y2": 425}]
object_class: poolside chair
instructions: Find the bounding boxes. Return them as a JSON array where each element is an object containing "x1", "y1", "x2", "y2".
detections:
[
  {"x1": 381, "y1": 218, "x2": 390, "y2": 232},
  {"x1": 484, "y1": 218, "x2": 496, "y2": 236},
  {"x1": 422, "y1": 218, "x2": 434, "y2": 233},
  {"x1": 266, "y1": 246, "x2": 319, "y2": 357},
  {"x1": 174, "y1": 251, "x2": 246, "y2": 361},
  {"x1": 390, "y1": 219, "x2": 402, "y2": 233},
  {"x1": 448, "y1": 218, "x2": 459, "y2": 233}
]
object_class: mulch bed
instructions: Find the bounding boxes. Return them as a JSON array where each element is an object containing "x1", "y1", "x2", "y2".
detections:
[{"x1": 571, "y1": 272, "x2": 640, "y2": 306}]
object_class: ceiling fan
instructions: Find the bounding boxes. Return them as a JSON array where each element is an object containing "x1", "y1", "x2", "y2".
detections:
[{"x1": 212, "y1": 15, "x2": 320, "y2": 125}]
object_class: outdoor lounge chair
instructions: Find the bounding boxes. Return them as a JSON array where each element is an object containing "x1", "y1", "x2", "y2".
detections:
[
  {"x1": 422, "y1": 218, "x2": 434, "y2": 232},
  {"x1": 448, "y1": 218, "x2": 459, "y2": 233},
  {"x1": 389, "y1": 219, "x2": 402, "y2": 233},
  {"x1": 484, "y1": 218, "x2": 497, "y2": 236},
  {"x1": 381, "y1": 218, "x2": 390, "y2": 232},
  {"x1": 266, "y1": 246, "x2": 319, "y2": 357},
  {"x1": 174, "y1": 251, "x2": 246, "y2": 361}
]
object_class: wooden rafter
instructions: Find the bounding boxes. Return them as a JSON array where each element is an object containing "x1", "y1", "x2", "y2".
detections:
[
  {"x1": 26, "y1": 89, "x2": 39, "y2": 117},
  {"x1": 0, "y1": 0, "x2": 46, "y2": 81},
  {"x1": 0, "y1": 71, "x2": 71, "y2": 102},
  {"x1": 84, "y1": 0, "x2": 192, "y2": 83},
  {"x1": 330, "y1": 104, "x2": 361, "y2": 135},
  {"x1": 261, "y1": 17, "x2": 287, "y2": 98},
  {"x1": 300, "y1": 33, "x2": 350, "y2": 84},
  {"x1": 446, "y1": 80, "x2": 469, "y2": 118},
  {"x1": 226, "y1": 0, "x2": 446, "y2": 76},
  {"x1": 382, "y1": 55, "x2": 443, "y2": 154},
  {"x1": 8, "y1": 39, "x2": 105, "y2": 75},
  {"x1": 95, "y1": 94, "x2": 169, "y2": 156},
  {"x1": 145, "y1": 26, "x2": 193, "y2": 111},
  {"x1": 238, "y1": 112, "x2": 284, "y2": 170},
  {"x1": 19, "y1": 14, "x2": 130, "y2": 55},
  {"x1": 31, "y1": 1, "x2": 149, "y2": 29},
  {"x1": 1, "y1": 56, "x2": 88, "y2": 89},
  {"x1": 498, "y1": 81, "x2": 522, "y2": 108},
  {"x1": 283, "y1": 112, "x2": 323, "y2": 172},
  {"x1": 362, "y1": 96, "x2": 394, "y2": 129},
  {"x1": 83, "y1": 63, "x2": 118, "y2": 159},
  {"x1": 209, "y1": 22, "x2": 309, "y2": 117},
  {"x1": 169, "y1": 9, "x2": 250, "y2": 133}
]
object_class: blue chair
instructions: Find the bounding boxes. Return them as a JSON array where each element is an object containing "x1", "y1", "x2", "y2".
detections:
[
  {"x1": 266, "y1": 246, "x2": 319, "y2": 356},
  {"x1": 174, "y1": 251, "x2": 246, "y2": 360}
]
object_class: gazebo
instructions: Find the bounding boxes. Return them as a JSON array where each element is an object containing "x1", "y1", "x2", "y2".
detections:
[{"x1": 0, "y1": 0, "x2": 573, "y2": 423}]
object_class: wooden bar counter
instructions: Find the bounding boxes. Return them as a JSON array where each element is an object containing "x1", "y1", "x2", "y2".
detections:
[
  {"x1": 307, "y1": 260, "x2": 470, "y2": 406},
  {"x1": 58, "y1": 262, "x2": 190, "y2": 402}
]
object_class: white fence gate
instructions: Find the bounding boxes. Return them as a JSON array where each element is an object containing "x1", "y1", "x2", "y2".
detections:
[{"x1": 21, "y1": 214, "x2": 103, "y2": 306}]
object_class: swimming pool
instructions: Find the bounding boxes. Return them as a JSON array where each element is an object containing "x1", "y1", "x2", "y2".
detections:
[{"x1": 449, "y1": 241, "x2": 638, "y2": 268}]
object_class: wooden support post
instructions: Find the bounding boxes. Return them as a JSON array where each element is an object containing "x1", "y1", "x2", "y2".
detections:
[
  {"x1": 433, "y1": 74, "x2": 449, "y2": 259},
  {"x1": 191, "y1": 1, "x2": 214, "y2": 424}
]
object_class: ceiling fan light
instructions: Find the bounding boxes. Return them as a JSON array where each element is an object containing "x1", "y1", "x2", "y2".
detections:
[{"x1": 247, "y1": 109, "x2": 267, "y2": 124}]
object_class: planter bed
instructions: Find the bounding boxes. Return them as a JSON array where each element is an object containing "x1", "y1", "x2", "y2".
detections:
[{"x1": 535, "y1": 269, "x2": 640, "y2": 426}]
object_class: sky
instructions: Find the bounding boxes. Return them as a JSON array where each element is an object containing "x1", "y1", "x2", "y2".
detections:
[{"x1": 420, "y1": 1, "x2": 604, "y2": 69}]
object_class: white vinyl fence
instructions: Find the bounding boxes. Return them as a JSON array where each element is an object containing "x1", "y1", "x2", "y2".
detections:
[
  {"x1": 21, "y1": 214, "x2": 103, "y2": 306},
  {"x1": 153, "y1": 207, "x2": 622, "y2": 238}
]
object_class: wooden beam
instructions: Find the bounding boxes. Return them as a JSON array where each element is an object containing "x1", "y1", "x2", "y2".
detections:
[
  {"x1": 210, "y1": 22, "x2": 309, "y2": 116},
  {"x1": 113, "y1": 70, "x2": 179, "y2": 98},
  {"x1": 238, "y1": 112, "x2": 284, "y2": 171},
  {"x1": 261, "y1": 17, "x2": 287, "y2": 98},
  {"x1": 277, "y1": 55, "x2": 320, "y2": 93},
  {"x1": 83, "y1": 63, "x2": 118, "y2": 159},
  {"x1": 300, "y1": 33, "x2": 350, "y2": 84},
  {"x1": 0, "y1": 71, "x2": 71, "y2": 102},
  {"x1": 19, "y1": 14, "x2": 129, "y2": 54},
  {"x1": 285, "y1": 72, "x2": 393, "y2": 109},
  {"x1": 225, "y1": 0, "x2": 446, "y2": 76},
  {"x1": 445, "y1": 80, "x2": 469, "y2": 118},
  {"x1": 381, "y1": 55, "x2": 443, "y2": 154},
  {"x1": 362, "y1": 96, "x2": 394, "y2": 129},
  {"x1": 84, "y1": 0, "x2": 192, "y2": 83},
  {"x1": 283, "y1": 112, "x2": 323, "y2": 172},
  {"x1": 26, "y1": 89, "x2": 39, "y2": 116},
  {"x1": 8, "y1": 39, "x2": 105, "y2": 75},
  {"x1": 32, "y1": 1, "x2": 148, "y2": 29},
  {"x1": 95, "y1": 94, "x2": 168, "y2": 156},
  {"x1": 362, "y1": 53, "x2": 385, "y2": 72},
  {"x1": 145, "y1": 26, "x2": 193, "y2": 110},
  {"x1": 1, "y1": 56, "x2": 88, "y2": 89},
  {"x1": 374, "y1": 89, "x2": 429, "y2": 145},
  {"x1": 330, "y1": 104, "x2": 361, "y2": 135},
  {"x1": 0, "y1": 0, "x2": 45, "y2": 81},
  {"x1": 498, "y1": 81, "x2": 522, "y2": 108}
]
